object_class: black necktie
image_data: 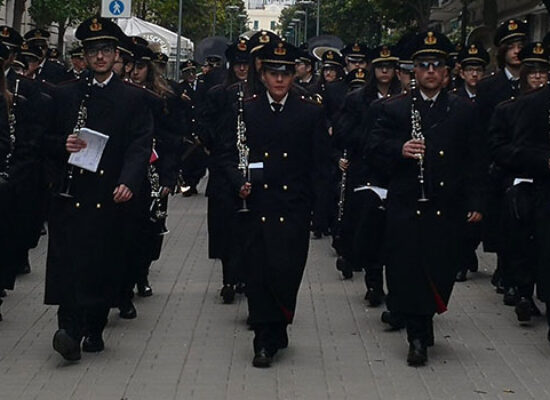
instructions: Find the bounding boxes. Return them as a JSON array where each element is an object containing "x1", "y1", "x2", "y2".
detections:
[
  {"x1": 271, "y1": 102, "x2": 282, "y2": 113},
  {"x1": 424, "y1": 99, "x2": 435, "y2": 108},
  {"x1": 510, "y1": 79, "x2": 520, "y2": 95}
]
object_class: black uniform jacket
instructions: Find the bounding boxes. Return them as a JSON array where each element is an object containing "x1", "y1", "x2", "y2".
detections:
[
  {"x1": 45, "y1": 75, "x2": 153, "y2": 306},
  {"x1": 366, "y1": 90, "x2": 486, "y2": 314}
]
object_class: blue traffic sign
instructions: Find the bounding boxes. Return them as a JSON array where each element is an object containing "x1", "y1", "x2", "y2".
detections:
[{"x1": 109, "y1": 0, "x2": 124, "y2": 16}]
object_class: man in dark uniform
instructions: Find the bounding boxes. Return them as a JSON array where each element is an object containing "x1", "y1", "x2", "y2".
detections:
[
  {"x1": 23, "y1": 28, "x2": 65, "y2": 84},
  {"x1": 476, "y1": 19, "x2": 528, "y2": 300},
  {"x1": 224, "y1": 40, "x2": 330, "y2": 368},
  {"x1": 366, "y1": 31, "x2": 485, "y2": 366},
  {"x1": 44, "y1": 17, "x2": 153, "y2": 361},
  {"x1": 454, "y1": 42, "x2": 490, "y2": 282},
  {"x1": 341, "y1": 42, "x2": 369, "y2": 73},
  {"x1": 64, "y1": 45, "x2": 88, "y2": 81},
  {"x1": 294, "y1": 50, "x2": 319, "y2": 93}
]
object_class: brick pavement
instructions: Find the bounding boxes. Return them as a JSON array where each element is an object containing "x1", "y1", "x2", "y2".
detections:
[{"x1": 1, "y1": 188, "x2": 550, "y2": 400}]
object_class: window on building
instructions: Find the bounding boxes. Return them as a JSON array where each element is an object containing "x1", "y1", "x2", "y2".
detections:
[
  {"x1": 270, "y1": 21, "x2": 276, "y2": 30},
  {"x1": 253, "y1": 20, "x2": 259, "y2": 30}
]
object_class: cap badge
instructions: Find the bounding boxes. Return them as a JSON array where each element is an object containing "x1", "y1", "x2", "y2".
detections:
[
  {"x1": 533, "y1": 43, "x2": 545, "y2": 55},
  {"x1": 238, "y1": 40, "x2": 247, "y2": 51},
  {"x1": 424, "y1": 32, "x2": 437, "y2": 45},
  {"x1": 380, "y1": 46, "x2": 390, "y2": 58},
  {"x1": 468, "y1": 44, "x2": 478, "y2": 55},
  {"x1": 259, "y1": 33, "x2": 270, "y2": 44},
  {"x1": 508, "y1": 20, "x2": 518, "y2": 31},
  {"x1": 352, "y1": 43, "x2": 361, "y2": 53},
  {"x1": 1, "y1": 27, "x2": 9, "y2": 38},
  {"x1": 90, "y1": 18, "x2": 102, "y2": 32},
  {"x1": 274, "y1": 42, "x2": 286, "y2": 56},
  {"x1": 326, "y1": 51, "x2": 334, "y2": 60},
  {"x1": 356, "y1": 69, "x2": 365, "y2": 79},
  {"x1": 21, "y1": 42, "x2": 28, "y2": 50}
]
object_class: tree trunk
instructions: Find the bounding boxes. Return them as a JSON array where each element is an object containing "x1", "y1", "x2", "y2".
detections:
[
  {"x1": 483, "y1": 0, "x2": 498, "y2": 30},
  {"x1": 57, "y1": 22, "x2": 66, "y2": 57},
  {"x1": 13, "y1": 0, "x2": 26, "y2": 32},
  {"x1": 414, "y1": 0, "x2": 432, "y2": 31}
]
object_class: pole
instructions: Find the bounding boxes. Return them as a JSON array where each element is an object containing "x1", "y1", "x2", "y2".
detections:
[
  {"x1": 175, "y1": 0, "x2": 183, "y2": 81},
  {"x1": 316, "y1": 0, "x2": 320, "y2": 36},
  {"x1": 304, "y1": 9, "x2": 308, "y2": 42},
  {"x1": 212, "y1": 0, "x2": 217, "y2": 36},
  {"x1": 461, "y1": 1, "x2": 468, "y2": 45},
  {"x1": 229, "y1": 14, "x2": 233, "y2": 41}
]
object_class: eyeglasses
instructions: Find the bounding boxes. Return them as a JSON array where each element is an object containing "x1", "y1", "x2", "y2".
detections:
[
  {"x1": 415, "y1": 60, "x2": 445, "y2": 70},
  {"x1": 463, "y1": 66, "x2": 484, "y2": 74},
  {"x1": 85, "y1": 45, "x2": 115, "y2": 57},
  {"x1": 527, "y1": 69, "x2": 549, "y2": 77}
]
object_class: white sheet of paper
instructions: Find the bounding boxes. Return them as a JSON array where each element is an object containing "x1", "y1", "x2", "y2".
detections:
[
  {"x1": 513, "y1": 178, "x2": 533, "y2": 186},
  {"x1": 68, "y1": 128, "x2": 110, "y2": 173},
  {"x1": 354, "y1": 185, "x2": 388, "y2": 200},
  {"x1": 249, "y1": 162, "x2": 264, "y2": 169}
]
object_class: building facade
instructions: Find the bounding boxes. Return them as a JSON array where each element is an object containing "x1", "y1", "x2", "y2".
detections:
[{"x1": 245, "y1": 0, "x2": 295, "y2": 34}]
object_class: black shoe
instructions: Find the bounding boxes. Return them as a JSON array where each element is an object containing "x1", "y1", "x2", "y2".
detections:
[
  {"x1": 503, "y1": 287, "x2": 519, "y2": 306},
  {"x1": 119, "y1": 302, "x2": 137, "y2": 319},
  {"x1": 342, "y1": 269, "x2": 353, "y2": 280},
  {"x1": 220, "y1": 285, "x2": 235, "y2": 304},
  {"x1": 0, "y1": 288, "x2": 6, "y2": 297},
  {"x1": 312, "y1": 230, "x2": 322, "y2": 239},
  {"x1": 455, "y1": 269, "x2": 467, "y2": 282},
  {"x1": 17, "y1": 257, "x2": 31, "y2": 275},
  {"x1": 365, "y1": 288, "x2": 384, "y2": 307},
  {"x1": 52, "y1": 329, "x2": 81, "y2": 361},
  {"x1": 137, "y1": 283, "x2": 153, "y2": 297},
  {"x1": 182, "y1": 186, "x2": 198, "y2": 197},
  {"x1": 491, "y1": 268, "x2": 501, "y2": 287},
  {"x1": 515, "y1": 297, "x2": 532, "y2": 323},
  {"x1": 381, "y1": 311, "x2": 405, "y2": 330},
  {"x1": 82, "y1": 334, "x2": 105, "y2": 353},
  {"x1": 407, "y1": 339, "x2": 427, "y2": 366},
  {"x1": 235, "y1": 282, "x2": 246, "y2": 294},
  {"x1": 252, "y1": 348, "x2": 273, "y2": 368},
  {"x1": 335, "y1": 256, "x2": 345, "y2": 272},
  {"x1": 468, "y1": 254, "x2": 479, "y2": 272}
]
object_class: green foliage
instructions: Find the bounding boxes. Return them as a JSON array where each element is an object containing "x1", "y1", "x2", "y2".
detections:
[{"x1": 29, "y1": 0, "x2": 98, "y2": 28}]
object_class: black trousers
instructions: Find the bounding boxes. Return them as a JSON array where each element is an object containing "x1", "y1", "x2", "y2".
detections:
[
  {"x1": 57, "y1": 304, "x2": 110, "y2": 340},
  {"x1": 404, "y1": 313, "x2": 434, "y2": 345}
]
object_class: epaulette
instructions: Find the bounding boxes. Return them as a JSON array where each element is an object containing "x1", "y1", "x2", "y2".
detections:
[
  {"x1": 300, "y1": 94, "x2": 323, "y2": 106},
  {"x1": 496, "y1": 96, "x2": 517, "y2": 107},
  {"x1": 123, "y1": 79, "x2": 162, "y2": 99},
  {"x1": 244, "y1": 93, "x2": 259, "y2": 102},
  {"x1": 523, "y1": 84, "x2": 546, "y2": 96},
  {"x1": 479, "y1": 71, "x2": 497, "y2": 84},
  {"x1": 384, "y1": 92, "x2": 407, "y2": 103}
]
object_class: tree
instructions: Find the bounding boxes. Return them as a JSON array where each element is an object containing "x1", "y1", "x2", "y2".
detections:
[
  {"x1": 28, "y1": 0, "x2": 98, "y2": 54},
  {"x1": 373, "y1": 0, "x2": 434, "y2": 32}
]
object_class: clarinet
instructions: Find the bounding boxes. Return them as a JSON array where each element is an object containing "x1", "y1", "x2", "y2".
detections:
[
  {"x1": 0, "y1": 78, "x2": 20, "y2": 185},
  {"x1": 336, "y1": 149, "x2": 348, "y2": 223},
  {"x1": 410, "y1": 76, "x2": 429, "y2": 202},
  {"x1": 59, "y1": 77, "x2": 92, "y2": 198},
  {"x1": 236, "y1": 81, "x2": 250, "y2": 213},
  {"x1": 148, "y1": 140, "x2": 168, "y2": 234}
]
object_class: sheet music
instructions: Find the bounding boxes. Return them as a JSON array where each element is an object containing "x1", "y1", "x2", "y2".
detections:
[{"x1": 68, "y1": 128, "x2": 110, "y2": 173}]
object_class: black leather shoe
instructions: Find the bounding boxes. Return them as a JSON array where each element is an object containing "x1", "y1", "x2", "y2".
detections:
[
  {"x1": 53, "y1": 329, "x2": 81, "y2": 361},
  {"x1": 365, "y1": 288, "x2": 384, "y2": 307},
  {"x1": 82, "y1": 334, "x2": 104, "y2": 353},
  {"x1": 17, "y1": 257, "x2": 31, "y2": 275},
  {"x1": 137, "y1": 283, "x2": 153, "y2": 297},
  {"x1": 0, "y1": 288, "x2": 6, "y2": 297},
  {"x1": 235, "y1": 282, "x2": 246, "y2": 294},
  {"x1": 530, "y1": 298, "x2": 542, "y2": 317},
  {"x1": 455, "y1": 269, "x2": 467, "y2": 282},
  {"x1": 503, "y1": 287, "x2": 519, "y2": 306},
  {"x1": 119, "y1": 302, "x2": 137, "y2": 319},
  {"x1": 515, "y1": 297, "x2": 532, "y2": 323},
  {"x1": 220, "y1": 285, "x2": 235, "y2": 304},
  {"x1": 336, "y1": 256, "x2": 345, "y2": 271},
  {"x1": 381, "y1": 311, "x2": 405, "y2": 330},
  {"x1": 252, "y1": 348, "x2": 273, "y2": 368},
  {"x1": 312, "y1": 230, "x2": 322, "y2": 239},
  {"x1": 407, "y1": 339, "x2": 427, "y2": 366}
]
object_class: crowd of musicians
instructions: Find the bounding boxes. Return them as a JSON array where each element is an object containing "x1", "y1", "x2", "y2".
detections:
[{"x1": 0, "y1": 15, "x2": 550, "y2": 369}]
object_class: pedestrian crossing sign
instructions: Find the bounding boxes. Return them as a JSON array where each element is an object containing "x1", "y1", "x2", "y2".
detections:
[{"x1": 101, "y1": 0, "x2": 131, "y2": 18}]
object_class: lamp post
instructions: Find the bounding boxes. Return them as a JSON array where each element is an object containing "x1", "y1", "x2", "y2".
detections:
[
  {"x1": 316, "y1": 0, "x2": 320, "y2": 36},
  {"x1": 297, "y1": 1, "x2": 314, "y2": 41},
  {"x1": 226, "y1": 5, "x2": 239, "y2": 41},
  {"x1": 294, "y1": 10, "x2": 306, "y2": 43},
  {"x1": 175, "y1": 0, "x2": 184, "y2": 81},
  {"x1": 291, "y1": 18, "x2": 301, "y2": 45},
  {"x1": 288, "y1": 23, "x2": 296, "y2": 45},
  {"x1": 238, "y1": 13, "x2": 247, "y2": 35}
]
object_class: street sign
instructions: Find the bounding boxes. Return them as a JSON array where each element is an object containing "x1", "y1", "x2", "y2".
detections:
[{"x1": 101, "y1": 0, "x2": 132, "y2": 18}]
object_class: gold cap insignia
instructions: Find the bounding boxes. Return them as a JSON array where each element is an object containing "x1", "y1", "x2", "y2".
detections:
[
  {"x1": 356, "y1": 69, "x2": 365, "y2": 79},
  {"x1": 468, "y1": 44, "x2": 478, "y2": 55},
  {"x1": 237, "y1": 40, "x2": 247, "y2": 52},
  {"x1": 259, "y1": 32, "x2": 270, "y2": 44},
  {"x1": 508, "y1": 20, "x2": 518, "y2": 31},
  {"x1": 326, "y1": 51, "x2": 334, "y2": 60},
  {"x1": 90, "y1": 18, "x2": 102, "y2": 32},
  {"x1": 274, "y1": 42, "x2": 286, "y2": 56},
  {"x1": 380, "y1": 46, "x2": 390, "y2": 58},
  {"x1": 352, "y1": 43, "x2": 361, "y2": 53},
  {"x1": 21, "y1": 42, "x2": 28, "y2": 50},
  {"x1": 424, "y1": 32, "x2": 437, "y2": 45},
  {"x1": 533, "y1": 43, "x2": 545, "y2": 55},
  {"x1": 1, "y1": 27, "x2": 9, "y2": 38}
]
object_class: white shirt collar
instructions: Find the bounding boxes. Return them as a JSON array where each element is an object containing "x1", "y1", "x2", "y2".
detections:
[
  {"x1": 505, "y1": 67, "x2": 519, "y2": 81},
  {"x1": 300, "y1": 74, "x2": 313, "y2": 84},
  {"x1": 465, "y1": 86, "x2": 476, "y2": 99},
  {"x1": 419, "y1": 89, "x2": 440, "y2": 102},
  {"x1": 39, "y1": 58, "x2": 46, "y2": 69},
  {"x1": 377, "y1": 92, "x2": 385, "y2": 99},
  {"x1": 4, "y1": 67, "x2": 10, "y2": 77},
  {"x1": 93, "y1": 72, "x2": 114, "y2": 88},
  {"x1": 266, "y1": 90, "x2": 289, "y2": 112}
]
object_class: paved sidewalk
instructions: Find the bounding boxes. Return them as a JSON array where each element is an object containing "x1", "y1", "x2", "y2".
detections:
[{"x1": 1, "y1": 189, "x2": 550, "y2": 400}]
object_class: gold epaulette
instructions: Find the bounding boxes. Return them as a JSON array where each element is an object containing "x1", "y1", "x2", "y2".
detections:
[{"x1": 300, "y1": 93, "x2": 323, "y2": 106}]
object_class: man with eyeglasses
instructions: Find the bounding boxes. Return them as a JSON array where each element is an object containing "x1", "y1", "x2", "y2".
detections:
[
  {"x1": 23, "y1": 28, "x2": 65, "y2": 84},
  {"x1": 455, "y1": 42, "x2": 489, "y2": 102},
  {"x1": 341, "y1": 42, "x2": 369, "y2": 73},
  {"x1": 477, "y1": 19, "x2": 528, "y2": 301},
  {"x1": 366, "y1": 31, "x2": 485, "y2": 367},
  {"x1": 44, "y1": 17, "x2": 153, "y2": 362}
]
